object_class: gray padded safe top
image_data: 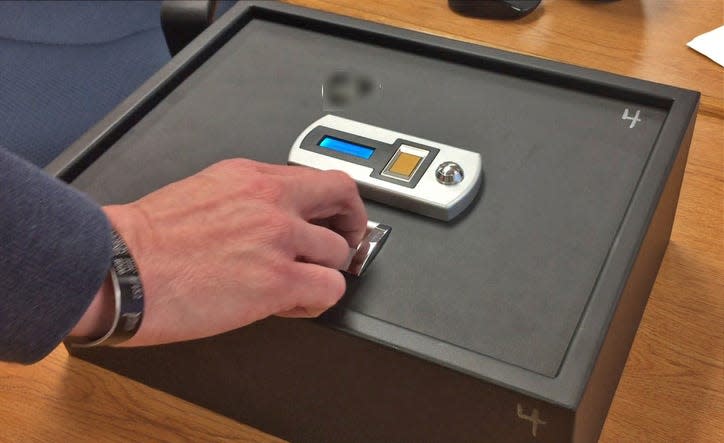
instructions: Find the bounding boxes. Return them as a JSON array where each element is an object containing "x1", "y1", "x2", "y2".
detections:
[{"x1": 72, "y1": 19, "x2": 667, "y2": 377}]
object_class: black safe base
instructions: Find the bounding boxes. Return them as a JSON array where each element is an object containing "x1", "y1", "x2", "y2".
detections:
[{"x1": 51, "y1": 2, "x2": 699, "y2": 442}]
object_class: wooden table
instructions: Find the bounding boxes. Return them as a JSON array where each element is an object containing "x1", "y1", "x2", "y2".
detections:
[{"x1": 1, "y1": 1, "x2": 722, "y2": 441}]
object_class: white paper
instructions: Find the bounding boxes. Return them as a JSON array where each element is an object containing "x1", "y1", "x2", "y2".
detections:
[{"x1": 687, "y1": 25, "x2": 724, "y2": 68}]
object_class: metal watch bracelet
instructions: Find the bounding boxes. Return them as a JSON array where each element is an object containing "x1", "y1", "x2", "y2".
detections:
[{"x1": 67, "y1": 229, "x2": 145, "y2": 348}]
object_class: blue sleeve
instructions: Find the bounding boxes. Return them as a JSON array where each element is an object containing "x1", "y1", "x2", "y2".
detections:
[{"x1": 0, "y1": 148, "x2": 112, "y2": 363}]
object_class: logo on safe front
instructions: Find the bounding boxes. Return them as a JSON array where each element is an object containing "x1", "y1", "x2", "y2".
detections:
[{"x1": 516, "y1": 403, "x2": 547, "y2": 438}]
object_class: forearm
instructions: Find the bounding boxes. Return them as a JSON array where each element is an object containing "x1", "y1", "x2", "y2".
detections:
[{"x1": 0, "y1": 148, "x2": 112, "y2": 363}]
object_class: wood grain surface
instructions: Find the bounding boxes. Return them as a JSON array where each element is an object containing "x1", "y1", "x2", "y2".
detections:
[{"x1": 1, "y1": 1, "x2": 722, "y2": 442}]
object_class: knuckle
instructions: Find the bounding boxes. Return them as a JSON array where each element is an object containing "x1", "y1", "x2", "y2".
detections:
[
  {"x1": 264, "y1": 261, "x2": 294, "y2": 292},
  {"x1": 331, "y1": 233, "x2": 352, "y2": 264},
  {"x1": 217, "y1": 158, "x2": 257, "y2": 171},
  {"x1": 255, "y1": 179, "x2": 285, "y2": 205},
  {"x1": 254, "y1": 265, "x2": 280, "y2": 292},
  {"x1": 326, "y1": 170, "x2": 356, "y2": 191},
  {"x1": 315, "y1": 269, "x2": 346, "y2": 308},
  {"x1": 253, "y1": 255, "x2": 293, "y2": 290},
  {"x1": 261, "y1": 210, "x2": 295, "y2": 246}
]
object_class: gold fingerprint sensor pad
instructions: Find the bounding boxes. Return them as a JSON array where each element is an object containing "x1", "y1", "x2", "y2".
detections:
[{"x1": 382, "y1": 145, "x2": 429, "y2": 181}]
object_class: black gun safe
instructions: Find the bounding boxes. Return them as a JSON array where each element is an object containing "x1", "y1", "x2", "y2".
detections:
[{"x1": 49, "y1": 2, "x2": 699, "y2": 442}]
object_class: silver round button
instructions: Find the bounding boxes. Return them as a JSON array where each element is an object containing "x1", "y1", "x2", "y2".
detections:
[{"x1": 435, "y1": 161, "x2": 464, "y2": 185}]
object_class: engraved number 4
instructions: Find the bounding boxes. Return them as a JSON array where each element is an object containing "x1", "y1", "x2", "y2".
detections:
[
  {"x1": 516, "y1": 403, "x2": 547, "y2": 438},
  {"x1": 622, "y1": 108, "x2": 642, "y2": 129}
]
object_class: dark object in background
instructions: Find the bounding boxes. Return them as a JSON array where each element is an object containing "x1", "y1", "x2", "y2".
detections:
[
  {"x1": 449, "y1": 0, "x2": 542, "y2": 19},
  {"x1": 161, "y1": 0, "x2": 218, "y2": 55}
]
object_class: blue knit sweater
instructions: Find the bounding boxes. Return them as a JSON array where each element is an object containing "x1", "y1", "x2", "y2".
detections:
[{"x1": 0, "y1": 148, "x2": 112, "y2": 363}]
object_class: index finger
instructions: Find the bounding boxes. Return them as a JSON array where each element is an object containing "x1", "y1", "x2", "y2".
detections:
[{"x1": 285, "y1": 170, "x2": 367, "y2": 247}]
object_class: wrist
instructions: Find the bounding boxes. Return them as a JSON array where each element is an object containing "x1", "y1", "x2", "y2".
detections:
[
  {"x1": 67, "y1": 216, "x2": 147, "y2": 347},
  {"x1": 103, "y1": 204, "x2": 148, "y2": 260},
  {"x1": 68, "y1": 272, "x2": 115, "y2": 340}
]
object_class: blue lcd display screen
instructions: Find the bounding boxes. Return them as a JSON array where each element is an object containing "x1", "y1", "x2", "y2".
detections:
[{"x1": 319, "y1": 136, "x2": 375, "y2": 160}]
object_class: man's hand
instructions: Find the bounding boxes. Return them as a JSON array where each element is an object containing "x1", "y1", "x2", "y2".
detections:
[{"x1": 71, "y1": 159, "x2": 367, "y2": 346}]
